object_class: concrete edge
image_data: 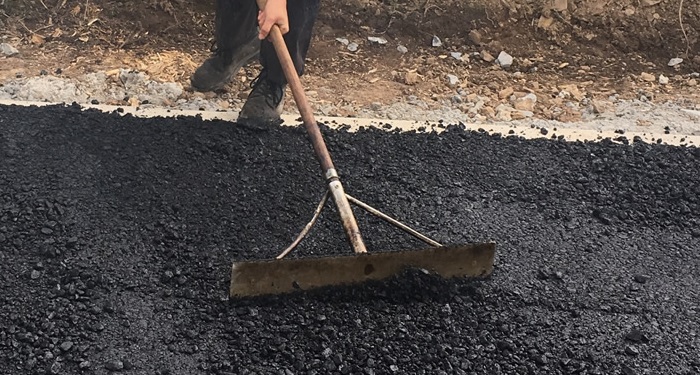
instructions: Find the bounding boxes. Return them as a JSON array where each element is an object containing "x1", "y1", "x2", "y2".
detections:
[{"x1": 1, "y1": 99, "x2": 697, "y2": 147}]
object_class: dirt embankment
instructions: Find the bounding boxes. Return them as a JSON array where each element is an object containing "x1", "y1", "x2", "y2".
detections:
[{"x1": 2, "y1": 0, "x2": 698, "y2": 66}]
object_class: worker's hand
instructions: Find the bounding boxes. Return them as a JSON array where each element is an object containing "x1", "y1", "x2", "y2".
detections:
[{"x1": 258, "y1": 0, "x2": 289, "y2": 40}]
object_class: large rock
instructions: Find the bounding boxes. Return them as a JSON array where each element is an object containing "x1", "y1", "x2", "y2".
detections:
[
  {"x1": 468, "y1": 30, "x2": 482, "y2": 45},
  {"x1": 640, "y1": 72, "x2": 656, "y2": 82},
  {"x1": 499, "y1": 87, "x2": 514, "y2": 100},
  {"x1": 1, "y1": 43, "x2": 19, "y2": 56},
  {"x1": 514, "y1": 93, "x2": 538, "y2": 111},
  {"x1": 404, "y1": 71, "x2": 420, "y2": 85},
  {"x1": 446, "y1": 74, "x2": 459, "y2": 87},
  {"x1": 496, "y1": 51, "x2": 514, "y2": 68}
]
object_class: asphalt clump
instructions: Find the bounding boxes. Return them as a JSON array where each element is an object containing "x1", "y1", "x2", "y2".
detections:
[{"x1": 0, "y1": 103, "x2": 698, "y2": 374}]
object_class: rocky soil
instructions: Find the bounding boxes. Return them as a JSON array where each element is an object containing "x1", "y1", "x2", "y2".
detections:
[
  {"x1": 1, "y1": 66, "x2": 700, "y2": 139},
  {"x1": 1, "y1": 0, "x2": 699, "y2": 133},
  {"x1": 0, "y1": 103, "x2": 699, "y2": 375}
]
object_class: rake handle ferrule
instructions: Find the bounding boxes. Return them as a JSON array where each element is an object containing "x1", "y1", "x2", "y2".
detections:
[
  {"x1": 260, "y1": 13, "x2": 367, "y2": 254},
  {"x1": 328, "y1": 179, "x2": 367, "y2": 254}
]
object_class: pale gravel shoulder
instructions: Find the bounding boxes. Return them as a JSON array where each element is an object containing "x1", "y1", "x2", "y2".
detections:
[
  {"x1": 348, "y1": 99, "x2": 700, "y2": 136},
  {"x1": 1, "y1": 69, "x2": 699, "y2": 137}
]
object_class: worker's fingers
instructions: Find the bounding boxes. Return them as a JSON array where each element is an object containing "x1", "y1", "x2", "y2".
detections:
[
  {"x1": 258, "y1": 20, "x2": 289, "y2": 40},
  {"x1": 257, "y1": 11, "x2": 267, "y2": 39},
  {"x1": 257, "y1": 8, "x2": 289, "y2": 40},
  {"x1": 258, "y1": 18, "x2": 274, "y2": 40},
  {"x1": 278, "y1": 21, "x2": 289, "y2": 35}
]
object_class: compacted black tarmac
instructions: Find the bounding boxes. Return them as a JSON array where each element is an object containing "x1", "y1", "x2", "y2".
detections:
[{"x1": 1, "y1": 103, "x2": 698, "y2": 375}]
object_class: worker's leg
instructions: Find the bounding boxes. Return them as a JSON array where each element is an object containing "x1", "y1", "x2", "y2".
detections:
[
  {"x1": 190, "y1": 0, "x2": 260, "y2": 92},
  {"x1": 259, "y1": 0, "x2": 321, "y2": 85},
  {"x1": 237, "y1": 0, "x2": 321, "y2": 126}
]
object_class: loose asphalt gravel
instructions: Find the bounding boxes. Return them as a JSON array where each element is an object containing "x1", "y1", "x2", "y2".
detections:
[{"x1": 0, "y1": 103, "x2": 699, "y2": 375}]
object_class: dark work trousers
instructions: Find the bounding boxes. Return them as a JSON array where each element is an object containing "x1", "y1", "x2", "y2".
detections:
[{"x1": 214, "y1": 0, "x2": 320, "y2": 86}]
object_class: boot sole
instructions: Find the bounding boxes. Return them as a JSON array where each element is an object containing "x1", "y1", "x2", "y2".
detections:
[{"x1": 191, "y1": 42, "x2": 261, "y2": 92}]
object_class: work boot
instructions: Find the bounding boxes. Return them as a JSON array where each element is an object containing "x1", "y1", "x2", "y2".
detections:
[
  {"x1": 190, "y1": 35, "x2": 260, "y2": 92},
  {"x1": 237, "y1": 71, "x2": 286, "y2": 127}
]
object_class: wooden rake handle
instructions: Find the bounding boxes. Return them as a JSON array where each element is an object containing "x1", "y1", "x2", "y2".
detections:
[{"x1": 255, "y1": 1, "x2": 367, "y2": 254}]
